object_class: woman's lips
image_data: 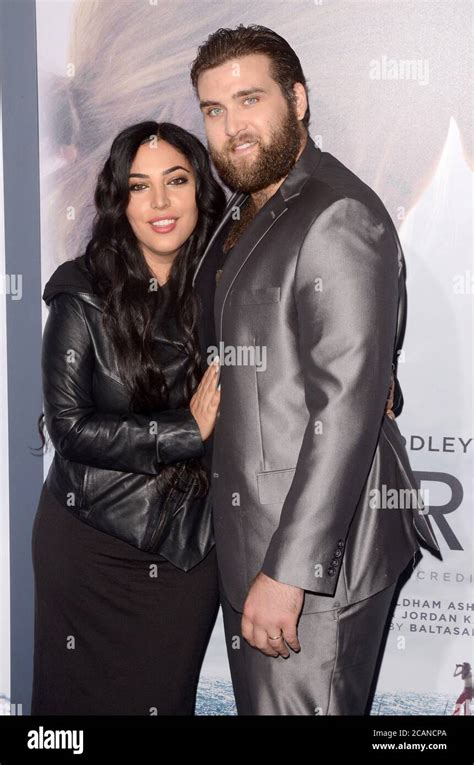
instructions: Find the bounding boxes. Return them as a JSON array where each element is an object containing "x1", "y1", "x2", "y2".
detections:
[{"x1": 148, "y1": 218, "x2": 177, "y2": 234}]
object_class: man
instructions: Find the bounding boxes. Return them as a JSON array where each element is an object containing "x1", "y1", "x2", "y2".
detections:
[{"x1": 190, "y1": 24, "x2": 440, "y2": 715}]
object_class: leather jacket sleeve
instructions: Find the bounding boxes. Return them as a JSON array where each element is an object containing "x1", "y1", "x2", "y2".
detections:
[{"x1": 42, "y1": 293, "x2": 204, "y2": 474}]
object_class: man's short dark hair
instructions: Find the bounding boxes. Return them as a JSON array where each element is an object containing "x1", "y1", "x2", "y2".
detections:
[{"x1": 190, "y1": 24, "x2": 310, "y2": 129}]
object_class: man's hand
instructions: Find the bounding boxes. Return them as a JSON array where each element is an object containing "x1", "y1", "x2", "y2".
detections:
[{"x1": 241, "y1": 571, "x2": 304, "y2": 658}]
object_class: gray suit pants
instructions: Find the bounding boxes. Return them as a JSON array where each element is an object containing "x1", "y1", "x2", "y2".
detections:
[{"x1": 220, "y1": 580, "x2": 397, "y2": 715}]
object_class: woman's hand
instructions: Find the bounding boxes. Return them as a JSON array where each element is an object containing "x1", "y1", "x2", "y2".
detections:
[
  {"x1": 385, "y1": 373, "x2": 395, "y2": 419},
  {"x1": 190, "y1": 359, "x2": 221, "y2": 440}
]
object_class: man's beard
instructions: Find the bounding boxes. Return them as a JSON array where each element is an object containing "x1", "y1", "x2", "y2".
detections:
[{"x1": 208, "y1": 102, "x2": 303, "y2": 194}]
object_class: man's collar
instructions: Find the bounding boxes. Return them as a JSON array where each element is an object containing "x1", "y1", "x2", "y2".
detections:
[
  {"x1": 192, "y1": 134, "x2": 322, "y2": 287},
  {"x1": 226, "y1": 133, "x2": 322, "y2": 209},
  {"x1": 277, "y1": 133, "x2": 322, "y2": 202}
]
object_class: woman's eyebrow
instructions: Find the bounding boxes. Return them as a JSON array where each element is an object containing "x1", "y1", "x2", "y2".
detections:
[{"x1": 128, "y1": 166, "x2": 191, "y2": 178}]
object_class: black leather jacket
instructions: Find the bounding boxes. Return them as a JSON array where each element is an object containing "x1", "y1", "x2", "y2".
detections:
[{"x1": 41, "y1": 254, "x2": 213, "y2": 570}]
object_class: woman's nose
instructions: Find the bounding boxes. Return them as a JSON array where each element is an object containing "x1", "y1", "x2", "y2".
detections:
[{"x1": 150, "y1": 184, "x2": 170, "y2": 209}]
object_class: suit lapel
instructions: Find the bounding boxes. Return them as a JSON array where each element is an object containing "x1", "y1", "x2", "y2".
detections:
[
  {"x1": 191, "y1": 190, "x2": 247, "y2": 288},
  {"x1": 214, "y1": 136, "x2": 322, "y2": 344},
  {"x1": 192, "y1": 136, "x2": 322, "y2": 290},
  {"x1": 214, "y1": 193, "x2": 289, "y2": 344}
]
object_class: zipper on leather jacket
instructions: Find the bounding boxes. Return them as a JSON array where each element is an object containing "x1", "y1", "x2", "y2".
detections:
[
  {"x1": 145, "y1": 464, "x2": 188, "y2": 552},
  {"x1": 146, "y1": 490, "x2": 176, "y2": 553}
]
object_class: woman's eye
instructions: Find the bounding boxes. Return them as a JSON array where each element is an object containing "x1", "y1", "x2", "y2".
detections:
[{"x1": 128, "y1": 178, "x2": 188, "y2": 192}]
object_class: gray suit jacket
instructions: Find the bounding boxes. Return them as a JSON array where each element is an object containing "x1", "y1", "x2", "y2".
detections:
[{"x1": 193, "y1": 135, "x2": 440, "y2": 614}]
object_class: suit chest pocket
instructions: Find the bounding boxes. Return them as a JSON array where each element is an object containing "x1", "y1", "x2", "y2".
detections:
[{"x1": 256, "y1": 467, "x2": 296, "y2": 505}]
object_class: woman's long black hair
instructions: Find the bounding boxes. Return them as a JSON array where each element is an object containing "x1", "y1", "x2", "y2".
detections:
[{"x1": 37, "y1": 121, "x2": 226, "y2": 497}]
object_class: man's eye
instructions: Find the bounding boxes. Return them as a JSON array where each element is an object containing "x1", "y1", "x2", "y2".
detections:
[
  {"x1": 244, "y1": 96, "x2": 259, "y2": 105},
  {"x1": 207, "y1": 107, "x2": 222, "y2": 117}
]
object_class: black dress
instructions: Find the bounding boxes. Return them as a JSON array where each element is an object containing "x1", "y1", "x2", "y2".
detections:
[
  {"x1": 31, "y1": 480, "x2": 219, "y2": 715},
  {"x1": 31, "y1": 270, "x2": 220, "y2": 716}
]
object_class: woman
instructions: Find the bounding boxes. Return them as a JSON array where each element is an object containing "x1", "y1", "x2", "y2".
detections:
[
  {"x1": 31, "y1": 121, "x2": 226, "y2": 715},
  {"x1": 452, "y1": 662, "x2": 472, "y2": 715}
]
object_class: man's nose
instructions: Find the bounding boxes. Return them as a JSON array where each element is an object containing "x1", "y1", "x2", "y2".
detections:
[{"x1": 224, "y1": 108, "x2": 247, "y2": 138}]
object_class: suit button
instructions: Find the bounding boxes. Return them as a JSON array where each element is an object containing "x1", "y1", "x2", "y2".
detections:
[
  {"x1": 327, "y1": 567, "x2": 336, "y2": 576},
  {"x1": 337, "y1": 540, "x2": 344, "y2": 548},
  {"x1": 334, "y1": 549, "x2": 342, "y2": 558},
  {"x1": 331, "y1": 558, "x2": 338, "y2": 566}
]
